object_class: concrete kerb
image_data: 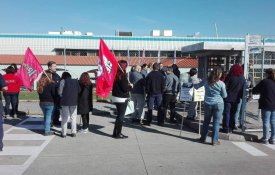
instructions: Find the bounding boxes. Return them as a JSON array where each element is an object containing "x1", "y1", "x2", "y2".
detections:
[{"x1": 176, "y1": 111, "x2": 246, "y2": 142}]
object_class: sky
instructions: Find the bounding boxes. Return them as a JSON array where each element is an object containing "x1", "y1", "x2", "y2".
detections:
[{"x1": 0, "y1": 0, "x2": 274, "y2": 37}]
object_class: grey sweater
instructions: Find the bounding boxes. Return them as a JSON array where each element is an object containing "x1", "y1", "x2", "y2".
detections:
[{"x1": 164, "y1": 72, "x2": 180, "y2": 95}]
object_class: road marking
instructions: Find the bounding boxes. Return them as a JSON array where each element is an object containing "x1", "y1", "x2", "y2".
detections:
[
  {"x1": 232, "y1": 142, "x2": 267, "y2": 156},
  {"x1": 0, "y1": 116, "x2": 54, "y2": 175},
  {"x1": 13, "y1": 125, "x2": 44, "y2": 130},
  {"x1": 265, "y1": 144, "x2": 275, "y2": 151}
]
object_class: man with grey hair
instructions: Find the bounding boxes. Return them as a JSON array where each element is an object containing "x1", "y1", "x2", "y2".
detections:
[
  {"x1": 129, "y1": 65, "x2": 146, "y2": 123},
  {"x1": 161, "y1": 66, "x2": 180, "y2": 124}
]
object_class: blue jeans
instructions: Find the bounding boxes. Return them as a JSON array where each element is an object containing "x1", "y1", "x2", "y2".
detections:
[
  {"x1": 234, "y1": 99, "x2": 242, "y2": 126},
  {"x1": 3, "y1": 93, "x2": 18, "y2": 116},
  {"x1": 201, "y1": 103, "x2": 224, "y2": 144},
  {"x1": 0, "y1": 101, "x2": 4, "y2": 150},
  {"x1": 222, "y1": 102, "x2": 237, "y2": 132},
  {"x1": 261, "y1": 110, "x2": 275, "y2": 141},
  {"x1": 40, "y1": 104, "x2": 54, "y2": 133},
  {"x1": 147, "y1": 94, "x2": 162, "y2": 124}
]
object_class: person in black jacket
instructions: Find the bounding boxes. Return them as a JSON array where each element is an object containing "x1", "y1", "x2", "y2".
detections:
[
  {"x1": 0, "y1": 73, "x2": 7, "y2": 151},
  {"x1": 222, "y1": 64, "x2": 245, "y2": 133},
  {"x1": 112, "y1": 60, "x2": 131, "y2": 139},
  {"x1": 252, "y1": 68, "x2": 275, "y2": 144},
  {"x1": 145, "y1": 63, "x2": 165, "y2": 126},
  {"x1": 77, "y1": 72, "x2": 93, "y2": 133},
  {"x1": 37, "y1": 71, "x2": 56, "y2": 136},
  {"x1": 47, "y1": 61, "x2": 61, "y2": 126},
  {"x1": 58, "y1": 72, "x2": 81, "y2": 138}
]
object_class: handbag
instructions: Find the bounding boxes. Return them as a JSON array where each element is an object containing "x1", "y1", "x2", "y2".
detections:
[{"x1": 125, "y1": 99, "x2": 135, "y2": 116}]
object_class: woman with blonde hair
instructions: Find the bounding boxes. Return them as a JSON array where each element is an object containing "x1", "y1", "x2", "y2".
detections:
[{"x1": 37, "y1": 71, "x2": 56, "y2": 136}]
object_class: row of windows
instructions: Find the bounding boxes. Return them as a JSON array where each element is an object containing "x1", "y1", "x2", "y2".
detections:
[{"x1": 55, "y1": 49, "x2": 184, "y2": 57}]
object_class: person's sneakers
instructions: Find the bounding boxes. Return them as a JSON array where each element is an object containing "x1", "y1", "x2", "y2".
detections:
[
  {"x1": 71, "y1": 133, "x2": 77, "y2": 137},
  {"x1": 44, "y1": 131, "x2": 54, "y2": 136},
  {"x1": 261, "y1": 138, "x2": 269, "y2": 144},
  {"x1": 61, "y1": 134, "x2": 66, "y2": 138},
  {"x1": 269, "y1": 139, "x2": 275, "y2": 144},
  {"x1": 212, "y1": 140, "x2": 221, "y2": 146},
  {"x1": 78, "y1": 129, "x2": 88, "y2": 133}
]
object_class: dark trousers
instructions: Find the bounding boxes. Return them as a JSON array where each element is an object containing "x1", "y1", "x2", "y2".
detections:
[
  {"x1": 81, "y1": 113, "x2": 89, "y2": 130},
  {"x1": 147, "y1": 94, "x2": 162, "y2": 124},
  {"x1": 222, "y1": 102, "x2": 238, "y2": 133},
  {"x1": 113, "y1": 102, "x2": 127, "y2": 137},
  {"x1": 3, "y1": 93, "x2": 18, "y2": 116},
  {"x1": 0, "y1": 101, "x2": 4, "y2": 150},
  {"x1": 162, "y1": 94, "x2": 177, "y2": 123}
]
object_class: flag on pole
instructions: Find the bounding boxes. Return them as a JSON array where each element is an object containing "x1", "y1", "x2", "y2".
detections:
[
  {"x1": 173, "y1": 49, "x2": 177, "y2": 64},
  {"x1": 17, "y1": 47, "x2": 43, "y2": 91},
  {"x1": 96, "y1": 38, "x2": 118, "y2": 98}
]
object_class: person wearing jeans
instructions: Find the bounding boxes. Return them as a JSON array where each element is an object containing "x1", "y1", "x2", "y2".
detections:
[
  {"x1": 40, "y1": 104, "x2": 54, "y2": 134},
  {"x1": 252, "y1": 68, "x2": 275, "y2": 144},
  {"x1": 222, "y1": 64, "x2": 245, "y2": 133},
  {"x1": 3, "y1": 66, "x2": 21, "y2": 118},
  {"x1": 145, "y1": 63, "x2": 165, "y2": 126},
  {"x1": 196, "y1": 68, "x2": 227, "y2": 146},
  {"x1": 201, "y1": 103, "x2": 224, "y2": 144},
  {"x1": 37, "y1": 71, "x2": 56, "y2": 136}
]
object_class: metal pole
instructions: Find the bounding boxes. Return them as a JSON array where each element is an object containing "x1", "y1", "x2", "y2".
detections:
[
  {"x1": 261, "y1": 38, "x2": 265, "y2": 80},
  {"x1": 64, "y1": 46, "x2": 67, "y2": 71},
  {"x1": 180, "y1": 102, "x2": 186, "y2": 136},
  {"x1": 199, "y1": 101, "x2": 201, "y2": 135}
]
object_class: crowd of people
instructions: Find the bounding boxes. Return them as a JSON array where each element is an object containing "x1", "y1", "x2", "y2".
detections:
[{"x1": 0, "y1": 60, "x2": 275, "y2": 151}]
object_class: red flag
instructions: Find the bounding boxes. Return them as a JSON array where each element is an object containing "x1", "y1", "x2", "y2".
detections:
[
  {"x1": 96, "y1": 39, "x2": 118, "y2": 98},
  {"x1": 17, "y1": 48, "x2": 43, "y2": 91}
]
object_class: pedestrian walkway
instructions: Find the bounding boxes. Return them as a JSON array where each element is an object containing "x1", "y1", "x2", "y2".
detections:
[
  {"x1": 232, "y1": 141, "x2": 275, "y2": 157},
  {"x1": 0, "y1": 116, "x2": 54, "y2": 175}
]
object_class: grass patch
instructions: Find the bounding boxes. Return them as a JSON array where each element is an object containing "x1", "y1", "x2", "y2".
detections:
[
  {"x1": 19, "y1": 91, "x2": 39, "y2": 101},
  {"x1": 18, "y1": 90, "x2": 111, "y2": 101}
]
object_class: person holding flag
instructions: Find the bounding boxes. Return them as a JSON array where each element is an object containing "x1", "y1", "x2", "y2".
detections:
[{"x1": 112, "y1": 60, "x2": 132, "y2": 138}]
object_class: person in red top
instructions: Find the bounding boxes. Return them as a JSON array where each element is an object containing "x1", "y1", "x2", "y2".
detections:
[{"x1": 3, "y1": 66, "x2": 22, "y2": 118}]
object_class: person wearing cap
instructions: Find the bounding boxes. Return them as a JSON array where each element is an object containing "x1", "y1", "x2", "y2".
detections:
[
  {"x1": 184, "y1": 68, "x2": 201, "y2": 120},
  {"x1": 0, "y1": 73, "x2": 8, "y2": 151},
  {"x1": 252, "y1": 68, "x2": 275, "y2": 144}
]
